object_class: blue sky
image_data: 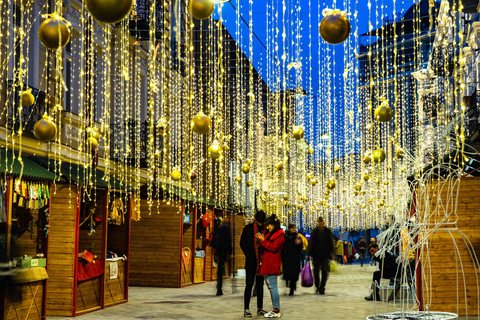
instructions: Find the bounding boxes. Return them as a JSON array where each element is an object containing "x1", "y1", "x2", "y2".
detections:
[{"x1": 213, "y1": 0, "x2": 417, "y2": 159}]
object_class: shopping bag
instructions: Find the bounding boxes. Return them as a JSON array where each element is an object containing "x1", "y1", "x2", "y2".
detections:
[
  {"x1": 329, "y1": 260, "x2": 338, "y2": 273},
  {"x1": 301, "y1": 262, "x2": 313, "y2": 287},
  {"x1": 343, "y1": 255, "x2": 348, "y2": 264}
]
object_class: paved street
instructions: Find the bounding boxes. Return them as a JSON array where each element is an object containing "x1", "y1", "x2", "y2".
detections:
[{"x1": 48, "y1": 264, "x2": 436, "y2": 320}]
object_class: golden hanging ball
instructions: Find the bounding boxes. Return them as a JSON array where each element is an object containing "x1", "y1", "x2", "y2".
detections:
[
  {"x1": 257, "y1": 169, "x2": 264, "y2": 176},
  {"x1": 283, "y1": 195, "x2": 289, "y2": 201},
  {"x1": 354, "y1": 184, "x2": 362, "y2": 190},
  {"x1": 306, "y1": 173, "x2": 313, "y2": 180},
  {"x1": 396, "y1": 148, "x2": 404, "y2": 159},
  {"x1": 372, "y1": 147, "x2": 386, "y2": 163},
  {"x1": 326, "y1": 179, "x2": 336, "y2": 190},
  {"x1": 375, "y1": 104, "x2": 393, "y2": 122},
  {"x1": 275, "y1": 161, "x2": 284, "y2": 171},
  {"x1": 208, "y1": 140, "x2": 223, "y2": 159},
  {"x1": 307, "y1": 147, "x2": 314, "y2": 155},
  {"x1": 85, "y1": 0, "x2": 134, "y2": 23},
  {"x1": 246, "y1": 159, "x2": 253, "y2": 165},
  {"x1": 334, "y1": 165, "x2": 340, "y2": 172},
  {"x1": 87, "y1": 136, "x2": 98, "y2": 150},
  {"x1": 246, "y1": 180, "x2": 253, "y2": 187},
  {"x1": 21, "y1": 90, "x2": 35, "y2": 106},
  {"x1": 301, "y1": 196, "x2": 308, "y2": 203},
  {"x1": 91, "y1": 129, "x2": 101, "y2": 140},
  {"x1": 38, "y1": 16, "x2": 71, "y2": 49},
  {"x1": 353, "y1": 191, "x2": 359, "y2": 196},
  {"x1": 34, "y1": 115, "x2": 57, "y2": 142},
  {"x1": 292, "y1": 126, "x2": 305, "y2": 140},
  {"x1": 378, "y1": 202, "x2": 385, "y2": 207},
  {"x1": 310, "y1": 178, "x2": 318, "y2": 186},
  {"x1": 363, "y1": 155, "x2": 371, "y2": 165},
  {"x1": 241, "y1": 164, "x2": 251, "y2": 174},
  {"x1": 299, "y1": 204, "x2": 304, "y2": 210},
  {"x1": 319, "y1": 11, "x2": 351, "y2": 45},
  {"x1": 171, "y1": 170, "x2": 182, "y2": 181},
  {"x1": 363, "y1": 174, "x2": 370, "y2": 181},
  {"x1": 189, "y1": 0, "x2": 214, "y2": 20},
  {"x1": 191, "y1": 112, "x2": 212, "y2": 134},
  {"x1": 154, "y1": 151, "x2": 162, "y2": 161},
  {"x1": 189, "y1": 171, "x2": 197, "y2": 180},
  {"x1": 235, "y1": 176, "x2": 242, "y2": 183}
]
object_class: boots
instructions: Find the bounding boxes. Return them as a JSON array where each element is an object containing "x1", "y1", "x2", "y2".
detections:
[{"x1": 364, "y1": 288, "x2": 380, "y2": 301}]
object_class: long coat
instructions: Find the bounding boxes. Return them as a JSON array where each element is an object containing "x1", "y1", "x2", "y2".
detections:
[
  {"x1": 260, "y1": 229, "x2": 285, "y2": 276},
  {"x1": 281, "y1": 231, "x2": 302, "y2": 281}
]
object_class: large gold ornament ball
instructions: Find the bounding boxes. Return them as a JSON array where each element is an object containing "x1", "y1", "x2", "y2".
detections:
[
  {"x1": 363, "y1": 155, "x2": 371, "y2": 165},
  {"x1": 171, "y1": 170, "x2": 182, "y2": 181},
  {"x1": 374, "y1": 104, "x2": 393, "y2": 122},
  {"x1": 38, "y1": 17, "x2": 71, "y2": 50},
  {"x1": 326, "y1": 179, "x2": 336, "y2": 190},
  {"x1": 246, "y1": 180, "x2": 253, "y2": 187},
  {"x1": 21, "y1": 90, "x2": 35, "y2": 106},
  {"x1": 275, "y1": 161, "x2": 284, "y2": 171},
  {"x1": 363, "y1": 174, "x2": 370, "y2": 181},
  {"x1": 292, "y1": 126, "x2": 305, "y2": 140},
  {"x1": 87, "y1": 136, "x2": 98, "y2": 150},
  {"x1": 191, "y1": 112, "x2": 212, "y2": 134},
  {"x1": 34, "y1": 116, "x2": 57, "y2": 142},
  {"x1": 372, "y1": 147, "x2": 386, "y2": 163},
  {"x1": 396, "y1": 148, "x2": 404, "y2": 159},
  {"x1": 189, "y1": 0, "x2": 214, "y2": 20},
  {"x1": 85, "y1": 0, "x2": 134, "y2": 23},
  {"x1": 241, "y1": 164, "x2": 251, "y2": 174},
  {"x1": 208, "y1": 141, "x2": 223, "y2": 159},
  {"x1": 319, "y1": 12, "x2": 351, "y2": 45}
]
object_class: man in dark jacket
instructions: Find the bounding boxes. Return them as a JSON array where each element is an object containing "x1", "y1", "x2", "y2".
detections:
[
  {"x1": 281, "y1": 224, "x2": 302, "y2": 295},
  {"x1": 240, "y1": 210, "x2": 267, "y2": 317},
  {"x1": 307, "y1": 216, "x2": 335, "y2": 295},
  {"x1": 214, "y1": 215, "x2": 232, "y2": 296},
  {"x1": 365, "y1": 243, "x2": 399, "y2": 301},
  {"x1": 357, "y1": 237, "x2": 367, "y2": 267}
]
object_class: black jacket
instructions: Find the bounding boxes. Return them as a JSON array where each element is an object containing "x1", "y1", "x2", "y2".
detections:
[
  {"x1": 214, "y1": 223, "x2": 232, "y2": 259},
  {"x1": 374, "y1": 250, "x2": 398, "y2": 278},
  {"x1": 281, "y1": 231, "x2": 302, "y2": 281},
  {"x1": 307, "y1": 226, "x2": 334, "y2": 258},
  {"x1": 240, "y1": 223, "x2": 262, "y2": 272}
]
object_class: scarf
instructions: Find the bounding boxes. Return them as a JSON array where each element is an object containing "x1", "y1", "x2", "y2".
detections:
[{"x1": 253, "y1": 223, "x2": 263, "y2": 276}]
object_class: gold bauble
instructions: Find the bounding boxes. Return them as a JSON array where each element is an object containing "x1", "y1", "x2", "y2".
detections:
[
  {"x1": 353, "y1": 191, "x2": 359, "y2": 196},
  {"x1": 283, "y1": 195, "x2": 289, "y2": 201},
  {"x1": 310, "y1": 178, "x2": 318, "y2": 186},
  {"x1": 235, "y1": 176, "x2": 242, "y2": 183},
  {"x1": 372, "y1": 147, "x2": 386, "y2": 163},
  {"x1": 191, "y1": 112, "x2": 212, "y2": 134},
  {"x1": 292, "y1": 126, "x2": 304, "y2": 140},
  {"x1": 306, "y1": 173, "x2": 313, "y2": 180},
  {"x1": 208, "y1": 140, "x2": 223, "y2": 159},
  {"x1": 363, "y1": 174, "x2": 370, "y2": 181},
  {"x1": 307, "y1": 147, "x2": 314, "y2": 155},
  {"x1": 326, "y1": 179, "x2": 336, "y2": 190},
  {"x1": 241, "y1": 164, "x2": 251, "y2": 174},
  {"x1": 223, "y1": 144, "x2": 230, "y2": 152},
  {"x1": 21, "y1": 90, "x2": 35, "y2": 106},
  {"x1": 189, "y1": 171, "x2": 197, "y2": 180},
  {"x1": 363, "y1": 155, "x2": 371, "y2": 164},
  {"x1": 374, "y1": 104, "x2": 393, "y2": 122},
  {"x1": 334, "y1": 165, "x2": 340, "y2": 172},
  {"x1": 33, "y1": 115, "x2": 57, "y2": 142},
  {"x1": 189, "y1": 0, "x2": 214, "y2": 20},
  {"x1": 275, "y1": 161, "x2": 284, "y2": 171},
  {"x1": 319, "y1": 12, "x2": 351, "y2": 45},
  {"x1": 396, "y1": 148, "x2": 404, "y2": 159},
  {"x1": 354, "y1": 184, "x2": 362, "y2": 190},
  {"x1": 91, "y1": 129, "x2": 101, "y2": 140},
  {"x1": 299, "y1": 204, "x2": 304, "y2": 210},
  {"x1": 154, "y1": 151, "x2": 162, "y2": 161},
  {"x1": 301, "y1": 196, "x2": 308, "y2": 203},
  {"x1": 246, "y1": 180, "x2": 253, "y2": 187},
  {"x1": 85, "y1": 0, "x2": 134, "y2": 23},
  {"x1": 257, "y1": 169, "x2": 264, "y2": 176},
  {"x1": 378, "y1": 202, "x2": 385, "y2": 207},
  {"x1": 38, "y1": 17, "x2": 71, "y2": 49},
  {"x1": 171, "y1": 170, "x2": 182, "y2": 181},
  {"x1": 87, "y1": 136, "x2": 98, "y2": 149}
]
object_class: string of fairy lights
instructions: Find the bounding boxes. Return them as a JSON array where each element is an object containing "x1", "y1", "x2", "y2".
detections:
[{"x1": 0, "y1": 0, "x2": 476, "y2": 231}]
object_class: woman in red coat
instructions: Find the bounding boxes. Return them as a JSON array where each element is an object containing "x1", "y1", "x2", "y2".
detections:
[{"x1": 255, "y1": 214, "x2": 285, "y2": 318}]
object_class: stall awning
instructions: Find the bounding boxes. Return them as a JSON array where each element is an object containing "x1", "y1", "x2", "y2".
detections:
[
  {"x1": 30, "y1": 157, "x2": 133, "y2": 191},
  {"x1": 0, "y1": 150, "x2": 62, "y2": 181}
]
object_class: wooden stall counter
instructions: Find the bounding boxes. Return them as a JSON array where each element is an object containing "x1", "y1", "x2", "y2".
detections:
[{"x1": 104, "y1": 258, "x2": 127, "y2": 306}]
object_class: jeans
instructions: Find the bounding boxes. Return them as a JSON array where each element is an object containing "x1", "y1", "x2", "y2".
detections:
[
  {"x1": 264, "y1": 275, "x2": 280, "y2": 310},
  {"x1": 245, "y1": 270, "x2": 264, "y2": 310}
]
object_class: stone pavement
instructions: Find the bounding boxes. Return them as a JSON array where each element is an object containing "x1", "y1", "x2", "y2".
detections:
[{"x1": 48, "y1": 264, "x2": 455, "y2": 320}]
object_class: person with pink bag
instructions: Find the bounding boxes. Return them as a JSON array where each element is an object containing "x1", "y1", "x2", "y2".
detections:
[{"x1": 255, "y1": 214, "x2": 285, "y2": 318}]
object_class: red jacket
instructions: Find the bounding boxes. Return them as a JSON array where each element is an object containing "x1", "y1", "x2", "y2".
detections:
[{"x1": 260, "y1": 229, "x2": 285, "y2": 276}]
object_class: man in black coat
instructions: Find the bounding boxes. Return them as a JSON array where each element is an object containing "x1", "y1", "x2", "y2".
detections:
[
  {"x1": 240, "y1": 210, "x2": 267, "y2": 317},
  {"x1": 282, "y1": 224, "x2": 303, "y2": 295},
  {"x1": 214, "y1": 215, "x2": 232, "y2": 296},
  {"x1": 365, "y1": 243, "x2": 399, "y2": 301},
  {"x1": 307, "y1": 216, "x2": 335, "y2": 295}
]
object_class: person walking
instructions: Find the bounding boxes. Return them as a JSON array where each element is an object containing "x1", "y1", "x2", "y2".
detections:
[
  {"x1": 334, "y1": 239, "x2": 344, "y2": 265},
  {"x1": 240, "y1": 211, "x2": 268, "y2": 317},
  {"x1": 357, "y1": 237, "x2": 367, "y2": 267},
  {"x1": 255, "y1": 214, "x2": 285, "y2": 318},
  {"x1": 307, "y1": 216, "x2": 335, "y2": 295},
  {"x1": 281, "y1": 224, "x2": 302, "y2": 296},
  {"x1": 214, "y1": 215, "x2": 232, "y2": 296},
  {"x1": 346, "y1": 241, "x2": 354, "y2": 265},
  {"x1": 298, "y1": 231, "x2": 308, "y2": 269},
  {"x1": 369, "y1": 237, "x2": 377, "y2": 266}
]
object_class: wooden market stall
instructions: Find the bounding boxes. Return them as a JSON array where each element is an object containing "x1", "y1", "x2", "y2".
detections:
[
  {"x1": 0, "y1": 153, "x2": 60, "y2": 320},
  {"x1": 418, "y1": 177, "x2": 480, "y2": 316}
]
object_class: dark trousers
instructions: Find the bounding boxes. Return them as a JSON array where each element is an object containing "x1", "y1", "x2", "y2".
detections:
[
  {"x1": 312, "y1": 256, "x2": 329, "y2": 290},
  {"x1": 244, "y1": 269, "x2": 264, "y2": 310},
  {"x1": 300, "y1": 250, "x2": 307, "y2": 268},
  {"x1": 216, "y1": 255, "x2": 226, "y2": 291},
  {"x1": 359, "y1": 252, "x2": 365, "y2": 266}
]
